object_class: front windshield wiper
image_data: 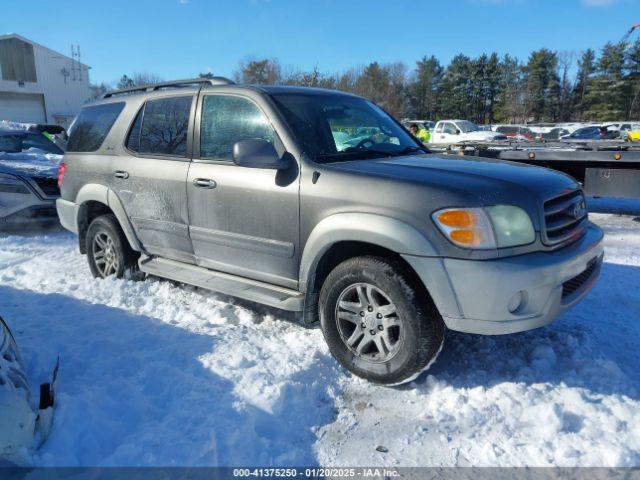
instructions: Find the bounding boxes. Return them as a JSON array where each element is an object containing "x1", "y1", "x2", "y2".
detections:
[{"x1": 394, "y1": 146, "x2": 429, "y2": 156}]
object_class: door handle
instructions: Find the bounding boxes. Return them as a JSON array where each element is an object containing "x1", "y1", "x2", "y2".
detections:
[
  {"x1": 192, "y1": 178, "x2": 217, "y2": 189},
  {"x1": 114, "y1": 170, "x2": 129, "y2": 179}
]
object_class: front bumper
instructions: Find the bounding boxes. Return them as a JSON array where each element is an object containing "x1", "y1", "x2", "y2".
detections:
[
  {"x1": 404, "y1": 222, "x2": 604, "y2": 335},
  {"x1": 0, "y1": 177, "x2": 58, "y2": 225}
]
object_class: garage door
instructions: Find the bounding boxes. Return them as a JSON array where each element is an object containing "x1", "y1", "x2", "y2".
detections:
[{"x1": 0, "y1": 92, "x2": 46, "y2": 123}]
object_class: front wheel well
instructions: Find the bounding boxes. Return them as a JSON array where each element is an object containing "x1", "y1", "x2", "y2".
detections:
[
  {"x1": 302, "y1": 241, "x2": 431, "y2": 325},
  {"x1": 77, "y1": 201, "x2": 114, "y2": 254}
]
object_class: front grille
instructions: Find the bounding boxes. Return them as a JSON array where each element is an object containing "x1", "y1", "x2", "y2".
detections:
[
  {"x1": 543, "y1": 189, "x2": 588, "y2": 246},
  {"x1": 32, "y1": 176, "x2": 60, "y2": 197},
  {"x1": 562, "y1": 258, "x2": 598, "y2": 298}
]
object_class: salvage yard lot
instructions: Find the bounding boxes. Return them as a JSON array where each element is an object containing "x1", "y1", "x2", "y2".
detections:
[{"x1": 0, "y1": 209, "x2": 639, "y2": 467}]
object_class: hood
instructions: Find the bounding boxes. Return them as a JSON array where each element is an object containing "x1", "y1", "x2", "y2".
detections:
[
  {"x1": 0, "y1": 150, "x2": 62, "y2": 179},
  {"x1": 328, "y1": 153, "x2": 578, "y2": 203}
]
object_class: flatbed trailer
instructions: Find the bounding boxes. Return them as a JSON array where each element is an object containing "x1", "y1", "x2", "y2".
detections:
[{"x1": 428, "y1": 140, "x2": 640, "y2": 199}]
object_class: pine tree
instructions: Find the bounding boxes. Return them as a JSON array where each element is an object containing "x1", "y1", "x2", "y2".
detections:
[
  {"x1": 494, "y1": 55, "x2": 523, "y2": 123},
  {"x1": 412, "y1": 56, "x2": 442, "y2": 120},
  {"x1": 571, "y1": 49, "x2": 595, "y2": 121},
  {"x1": 586, "y1": 42, "x2": 627, "y2": 121},
  {"x1": 523, "y1": 49, "x2": 561, "y2": 122}
]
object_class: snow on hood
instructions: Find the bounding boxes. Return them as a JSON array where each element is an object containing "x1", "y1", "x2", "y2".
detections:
[
  {"x1": 0, "y1": 148, "x2": 62, "y2": 179},
  {"x1": 0, "y1": 120, "x2": 36, "y2": 132}
]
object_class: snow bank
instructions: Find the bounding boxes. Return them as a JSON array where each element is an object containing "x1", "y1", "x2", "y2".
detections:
[{"x1": 0, "y1": 213, "x2": 638, "y2": 467}]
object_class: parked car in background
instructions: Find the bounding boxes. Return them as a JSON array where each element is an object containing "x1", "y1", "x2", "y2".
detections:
[
  {"x1": 0, "y1": 129, "x2": 62, "y2": 225},
  {"x1": 493, "y1": 125, "x2": 534, "y2": 141},
  {"x1": 430, "y1": 120, "x2": 507, "y2": 145},
  {"x1": 627, "y1": 128, "x2": 640, "y2": 141},
  {"x1": 609, "y1": 122, "x2": 640, "y2": 138},
  {"x1": 561, "y1": 125, "x2": 620, "y2": 140},
  {"x1": 539, "y1": 127, "x2": 571, "y2": 141},
  {"x1": 57, "y1": 78, "x2": 603, "y2": 386}
]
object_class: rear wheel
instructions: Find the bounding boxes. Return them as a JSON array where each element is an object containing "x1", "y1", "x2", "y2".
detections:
[
  {"x1": 319, "y1": 256, "x2": 444, "y2": 385},
  {"x1": 86, "y1": 214, "x2": 138, "y2": 279}
]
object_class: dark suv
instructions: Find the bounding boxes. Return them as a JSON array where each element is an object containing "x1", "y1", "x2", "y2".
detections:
[{"x1": 57, "y1": 78, "x2": 604, "y2": 385}]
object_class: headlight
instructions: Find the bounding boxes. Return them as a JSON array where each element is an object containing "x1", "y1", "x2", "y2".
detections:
[
  {"x1": 432, "y1": 205, "x2": 535, "y2": 249},
  {"x1": 485, "y1": 205, "x2": 535, "y2": 248}
]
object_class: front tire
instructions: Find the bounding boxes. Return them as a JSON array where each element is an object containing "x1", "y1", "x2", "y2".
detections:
[
  {"x1": 319, "y1": 256, "x2": 444, "y2": 385},
  {"x1": 86, "y1": 214, "x2": 138, "y2": 279}
]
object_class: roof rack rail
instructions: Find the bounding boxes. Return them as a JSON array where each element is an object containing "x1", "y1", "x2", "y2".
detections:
[{"x1": 103, "y1": 77, "x2": 235, "y2": 98}]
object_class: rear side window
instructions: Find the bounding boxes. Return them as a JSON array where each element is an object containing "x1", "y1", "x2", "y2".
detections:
[
  {"x1": 135, "y1": 96, "x2": 192, "y2": 157},
  {"x1": 67, "y1": 102, "x2": 125, "y2": 152},
  {"x1": 200, "y1": 95, "x2": 275, "y2": 160}
]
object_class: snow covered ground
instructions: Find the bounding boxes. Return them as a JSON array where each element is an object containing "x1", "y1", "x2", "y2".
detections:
[{"x1": 0, "y1": 207, "x2": 639, "y2": 467}]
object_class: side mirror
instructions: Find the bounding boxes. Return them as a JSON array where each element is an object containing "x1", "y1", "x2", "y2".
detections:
[
  {"x1": 454, "y1": 130, "x2": 460, "y2": 135},
  {"x1": 232, "y1": 139, "x2": 290, "y2": 170}
]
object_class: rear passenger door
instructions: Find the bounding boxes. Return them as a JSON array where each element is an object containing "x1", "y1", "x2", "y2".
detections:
[
  {"x1": 111, "y1": 94, "x2": 196, "y2": 263},
  {"x1": 187, "y1": 94, "x2": 300, "y2": 289}
]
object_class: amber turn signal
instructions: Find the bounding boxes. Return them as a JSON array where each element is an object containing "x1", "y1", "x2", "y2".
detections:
[
  {"x1": 437, "y1": 210, "x2": 476, "y2": 228},
  {"x1": 450, "y1": 229, "x2": 483, "y2": 245}
]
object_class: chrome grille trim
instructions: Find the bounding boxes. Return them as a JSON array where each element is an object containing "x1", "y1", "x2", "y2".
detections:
[{"x1": 543, "y1": 190, "x2": 587, "y2": 246}]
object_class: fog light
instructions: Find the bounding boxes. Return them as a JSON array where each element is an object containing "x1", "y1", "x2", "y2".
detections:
[{"x1": 508, "y1": 290, "x2": 526, "y2": 313}]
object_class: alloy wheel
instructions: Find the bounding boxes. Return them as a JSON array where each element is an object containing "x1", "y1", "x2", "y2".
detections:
[{"x1": 335, "y1": 283, "x2": 403, "y2": 363}]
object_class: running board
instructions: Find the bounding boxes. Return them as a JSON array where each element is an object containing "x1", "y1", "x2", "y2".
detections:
[{"x1": 138, "y1": 256, "x2": 305, "y2": 311}]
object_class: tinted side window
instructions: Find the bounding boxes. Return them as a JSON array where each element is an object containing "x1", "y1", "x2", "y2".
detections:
[
  {"x1": 139, "y1": 96, "x2": 192, "y2": 156},
  {"x1": 67, "y1": 102, "x2": 125, "y2": 152},
  {"x1": 200, "y1": 95, "x2": 274, "y2": 160},
  {"x1": 125, "y1": 105, "x2": 144, "y2": 152}
]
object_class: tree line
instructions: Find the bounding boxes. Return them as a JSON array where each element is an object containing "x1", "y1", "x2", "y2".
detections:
[{"x1": 91, "y1": 38, "x2": 640, "y2": 124}]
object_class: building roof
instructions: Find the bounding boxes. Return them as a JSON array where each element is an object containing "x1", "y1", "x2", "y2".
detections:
[{"x1": 0, "y1": 33, "x2": 91, "y2": 69}]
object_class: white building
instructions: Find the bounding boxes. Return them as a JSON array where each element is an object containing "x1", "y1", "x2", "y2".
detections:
[{"x1": 0, "y1": 33, "x2": 91, "y2": 129}]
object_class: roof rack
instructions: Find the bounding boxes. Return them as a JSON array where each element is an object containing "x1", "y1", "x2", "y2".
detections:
[{"x1": 103, "y1": 77, "x2": 235, "y2": 98}]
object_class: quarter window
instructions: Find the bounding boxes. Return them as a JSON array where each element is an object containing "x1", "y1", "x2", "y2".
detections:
[
  {"x1": 67, "y1": 102, "x2": 125, "y2": 152},
  {"x1": 125, "y1": 106, "x2": 144, "y2": 152},
  {"x1": 200, "y1": 95, "x2": 275, "y2": 160},
  {"x1": 138, "y1": 96, "x2": 192, "y2": 156}
]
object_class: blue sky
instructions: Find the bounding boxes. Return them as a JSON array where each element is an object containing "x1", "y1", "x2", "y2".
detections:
[{"x1": 3, "y1": 0, "x2": 639, "y2": 84}]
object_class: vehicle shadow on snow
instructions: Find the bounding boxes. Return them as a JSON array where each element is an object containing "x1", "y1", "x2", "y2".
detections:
[
  {"x1": 423, "y1": 262, "x2": 640, "y2": 400},
  {"x1": 0, "y1": 285, "x2": 338, "y2": 466}
]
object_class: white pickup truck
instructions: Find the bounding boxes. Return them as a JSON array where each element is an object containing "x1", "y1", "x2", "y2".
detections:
[{"x1": 429, "y1": 120, "x2": 507, "y2": 145}]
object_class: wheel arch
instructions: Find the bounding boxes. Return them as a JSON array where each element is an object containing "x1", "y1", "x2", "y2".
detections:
[
  {"x1": 300, "y1": 213, "x2": 438, "y2": 292},
  {"x1": 299, "y1": 213, "x2": 440, "y2": 325},
  {"x1": 74, "y1": 184, "x2": 142, "y2": 254}
]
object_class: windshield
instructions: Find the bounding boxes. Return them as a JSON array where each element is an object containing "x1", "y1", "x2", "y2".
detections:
[
  {"x1": 456, "y1": 120, "x2": 480, "y2": 133},
  {"x1": 0, "y1": 132, "x2": 63, "y2": 155},
  {"x1": 271, "y1": 93, "x2": 422, "y2": 163}
]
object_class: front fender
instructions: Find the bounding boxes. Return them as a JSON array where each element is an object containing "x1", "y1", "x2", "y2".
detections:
[{"x1": 299, "y1": 213, "x2": 438, "y2": 292}]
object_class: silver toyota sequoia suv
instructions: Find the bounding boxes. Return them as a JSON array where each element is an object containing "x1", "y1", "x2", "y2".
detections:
[{"x1": 57, "y1": 78, "x2": 604, "y2": 385}]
